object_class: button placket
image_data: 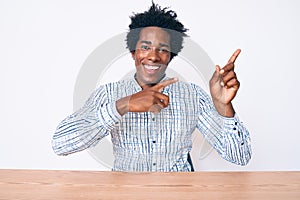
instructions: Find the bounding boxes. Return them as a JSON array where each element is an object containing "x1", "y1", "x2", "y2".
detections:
[
  {"x1": 149, "y1": 113, "x2": 158, "y2": 171},
  {"x1": 151, "y1": 112, "x2": 161, "y2": 171}
]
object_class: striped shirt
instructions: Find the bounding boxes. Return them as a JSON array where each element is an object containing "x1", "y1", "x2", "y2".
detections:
[{"x1": 52, "y1": 77, "x2": 251, "y2": 172}]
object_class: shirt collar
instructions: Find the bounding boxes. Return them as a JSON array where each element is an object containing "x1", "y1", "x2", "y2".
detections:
[{"x1": 129, "y1": 74, "x2": 170, "y2": 91}]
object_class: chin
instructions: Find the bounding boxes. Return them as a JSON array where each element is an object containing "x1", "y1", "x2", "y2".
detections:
[{"x1": 136, "y1": 71, "x2": 165, "y2": 86}]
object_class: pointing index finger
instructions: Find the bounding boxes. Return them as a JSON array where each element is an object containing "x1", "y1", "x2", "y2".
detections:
[
  {"x1": 154, "y1": 77, "x2": 178, "y2": 92},
  {"x1": 228, "y1": 49, "x2": 241, "y2": 64}
]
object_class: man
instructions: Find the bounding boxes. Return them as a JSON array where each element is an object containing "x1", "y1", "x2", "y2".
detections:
[{"x1": 52, "y1": 3, "x2": 251, "y2": 172}]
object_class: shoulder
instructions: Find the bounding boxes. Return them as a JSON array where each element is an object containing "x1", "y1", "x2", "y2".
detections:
[
  {"x1": 93, "y1": 78, "x2": 135, "y2": 100},
  {"x1": 172, "y1": 81, "x2": 207, "y2": 94},
  {"x1": 87, "y1": 81, "x2": 121, "y2": 100},
  {"x1": 95, "y1": 79, "x2": 128, "y2": 92},
  {"x1": 178, "y1": 81, "x2": 211, "y2": 101},
  {"x1": 189, "y1": 82, "x2": 208, "y2": 94}
]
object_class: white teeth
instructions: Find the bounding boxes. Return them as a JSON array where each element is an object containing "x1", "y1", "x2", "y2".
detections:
[{"x1": 144, "y1": 65, "x2": 160, "y2": 70}]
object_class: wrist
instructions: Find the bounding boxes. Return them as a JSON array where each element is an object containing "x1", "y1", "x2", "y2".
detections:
[
  {"x1": 116, "y1": 96, "x2": 131, "y2": 116},
  {"x1": 212, "y1": 99, "x2": 235, "y2": 117}
]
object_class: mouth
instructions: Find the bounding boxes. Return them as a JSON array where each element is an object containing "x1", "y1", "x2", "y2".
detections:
[
  {"x1": 138, "y1": 63, "x2": 166, "y2": 84},
  {"x1": 143, "y1": 64, "x2": 161, "y2": 71},
  {"x1": 142, "y1": 64, "x2": 163, "y2": 75}
]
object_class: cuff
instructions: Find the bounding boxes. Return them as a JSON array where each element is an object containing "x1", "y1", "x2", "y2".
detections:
[{"x1": 98, "y1": 101, "x2": 122, "y2": 129}]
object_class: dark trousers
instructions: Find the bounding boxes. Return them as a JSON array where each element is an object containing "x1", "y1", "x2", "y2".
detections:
[{"x1": 187, "y1": 152, "x2": 194, "y2": 172}]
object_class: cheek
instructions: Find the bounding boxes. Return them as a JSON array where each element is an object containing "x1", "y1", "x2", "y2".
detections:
[
  {"x1": 134, "y1": 51, "x2": 146, "y2": 62},
  {"x1": 162, "y1": 54, "x2": 171, "y2": 64}
]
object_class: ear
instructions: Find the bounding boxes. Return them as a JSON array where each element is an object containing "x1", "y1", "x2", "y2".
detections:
[{"x1": 131, "y1": 51, "x2": 135, "y2": 60}]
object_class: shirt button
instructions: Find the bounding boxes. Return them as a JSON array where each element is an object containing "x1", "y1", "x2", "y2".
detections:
[
  {"x1": 152, "y1": 117, "x2": 155, "y2": 121},
  {"x1": 152, "y1": 141, "x2": 156, "y2": 143},
  {"x1": 233, "y1": 127, "x2": 237, "y2": 130},
  {"x1": 153, "y1": 163, "x2": 156, "y2": 166}
]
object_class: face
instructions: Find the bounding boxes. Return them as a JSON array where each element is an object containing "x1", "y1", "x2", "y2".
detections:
[{"x1": 131, "y1": 27, "x2": 171, "y2": 87}]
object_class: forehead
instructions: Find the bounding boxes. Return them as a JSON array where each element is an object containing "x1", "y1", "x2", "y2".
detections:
[{"x1": 138, "y1": 27, "x2": 170, "y2": 44}]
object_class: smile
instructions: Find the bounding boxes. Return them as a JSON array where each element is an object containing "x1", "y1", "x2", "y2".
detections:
[{"x1": 143, "y1": 64, "x2": 160, "y2": 70}]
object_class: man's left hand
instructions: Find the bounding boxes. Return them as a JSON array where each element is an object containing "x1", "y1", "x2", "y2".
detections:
[{"x1": 209, "y1": 49, "x2": 241, "y2": 117}]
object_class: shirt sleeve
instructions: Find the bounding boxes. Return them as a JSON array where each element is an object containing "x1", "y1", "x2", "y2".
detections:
[
  {"x1": 52, "y1": 85, "x2": 122, "y2": 156},
  {"x1": 192, "y1": 84, "x2": 252, "y2": 166}
]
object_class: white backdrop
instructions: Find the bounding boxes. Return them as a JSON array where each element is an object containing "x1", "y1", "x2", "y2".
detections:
[{"x1": 0, "y1": 0, "x2": 299, "y2": 171}]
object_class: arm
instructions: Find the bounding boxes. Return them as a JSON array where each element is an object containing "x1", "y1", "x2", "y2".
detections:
[
  {"x1": 52, "y1": 85, "x2": 121, "y2": 156},
  {"x1": 194, "y1": 49, "x2": 251, "y2": 165},
  {"x1": 194, "y1": 84, "x2": 252, "y2": 166},
  {"x1": 52, "y1": 78, "x2": 177, "y2": 156}
]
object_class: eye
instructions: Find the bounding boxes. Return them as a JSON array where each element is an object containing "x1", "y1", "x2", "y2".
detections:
[
  {"x1": 159, "y1": 48, "x2": 170, "y2": 53},
  {"x1": 141, "y1": 45, "x2": 150, "y2": 50}
]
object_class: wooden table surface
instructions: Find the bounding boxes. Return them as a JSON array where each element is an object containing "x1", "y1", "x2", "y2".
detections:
[{"x1": 0, "y1": 169, "x2": 299, "y2": 200}]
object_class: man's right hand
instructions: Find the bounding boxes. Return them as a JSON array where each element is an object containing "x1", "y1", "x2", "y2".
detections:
[{"x1": 116, "y1": 77, "x2": 178, "y2": 115}]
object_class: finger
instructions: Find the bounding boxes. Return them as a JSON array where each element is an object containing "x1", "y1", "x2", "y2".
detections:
[
  {"x1": 153, "y1": 77, "x2": 178, "y2": 92},
  {"x1": 210, "y1": 65, "x2": 221, "y2": 83},
  {"x1": 220, "y1": 62, "x2": 234, "y2": 75},
  {"x1": 221, "y1": 70, "x2": 236, "y2": 85},
  {"x1": 154, "y1": 99, "x2": 166, "y2": 109},
  {"x1": 154, "y1": 92, "x2": 170, "y2": 107},
  {"x1": 224, "y1": 78, "x2": 240, "y2": 89},
  {"x1": 227, "y1": 49, "x2": 241, "y2": 64},
  {"x1": 149, "y1": 104, "x2": 162, "y2": 114}
]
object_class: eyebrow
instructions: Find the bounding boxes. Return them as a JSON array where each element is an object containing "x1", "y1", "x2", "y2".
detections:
[{"x1": 140, "y1": 40, "x2": 170, "y2": 48}]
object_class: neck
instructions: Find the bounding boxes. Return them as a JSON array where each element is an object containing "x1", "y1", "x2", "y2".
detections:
[{"x1": 134, "y1": 74, "x2": 166, "y2": 90}]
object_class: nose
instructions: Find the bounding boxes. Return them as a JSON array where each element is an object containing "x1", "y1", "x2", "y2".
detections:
[{"x1": 147, "y1": 49, "x2": 161, "y2": 62}]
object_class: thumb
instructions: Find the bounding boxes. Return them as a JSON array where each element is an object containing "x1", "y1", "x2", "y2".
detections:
[{"x1": 211, "y1": 65, "x2": 221, "y2": 83}]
